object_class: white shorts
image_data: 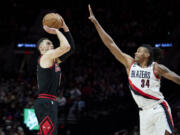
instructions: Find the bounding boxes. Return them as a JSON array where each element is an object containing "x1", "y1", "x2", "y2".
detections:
[{"x1": 139, "y1": 101, "x2": 174, "y2": 135}]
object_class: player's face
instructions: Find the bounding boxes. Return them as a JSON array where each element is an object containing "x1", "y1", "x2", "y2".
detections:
[
  {"x1": 134, "y1": 47, "x2": 149, "y2": 63},
  {"x1": 40, "y1": 40, "x2": 54, "y2": 52}
]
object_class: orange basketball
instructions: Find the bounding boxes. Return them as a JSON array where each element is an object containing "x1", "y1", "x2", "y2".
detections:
[{"x1": 42, "y1": 13, "x2": 63, "y2": 29}]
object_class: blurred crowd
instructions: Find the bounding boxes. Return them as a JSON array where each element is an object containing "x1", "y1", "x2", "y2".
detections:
[
  {"x1": 0, "y1": 61, "x2": 180, "y2": 135},
  {"x1": 1, "y1": 0, "x2": 180, "y2": 135},
  {"x1": 0, "y1": 65, "x2": 179, "y2": 135}
]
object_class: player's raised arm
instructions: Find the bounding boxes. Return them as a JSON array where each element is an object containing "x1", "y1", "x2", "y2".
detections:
[
  {"x1": 58, "y1": 17, "x2": 75, "y2": 62},
  {"x1": 88, "y1": 4, "x2": 134, "y2": 68},
  {"x1": 43, "y1": 26, "x2": 71, "y2": 59},
  {"x1": 155, "y1": 63, "x2": 180, "y2": 85}
]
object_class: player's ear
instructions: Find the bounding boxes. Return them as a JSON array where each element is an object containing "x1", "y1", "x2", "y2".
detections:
[
  {"x1": 39, "y1": 44, "x2": 45, "y2": 53},
  {"x1": 39, "y1": 45, "x2": 42, "y2": 51},
  {"x1": 144, "y1": 52, "x2": 150, "y2": 58}
]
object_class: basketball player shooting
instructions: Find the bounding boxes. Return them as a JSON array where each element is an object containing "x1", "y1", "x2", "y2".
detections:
[
  {"x1": 88, "y1": 4, "x2": 180, "y2": 135},
  {"x1": 34, "y1": 15, "x2": 75, "y2": 135}
]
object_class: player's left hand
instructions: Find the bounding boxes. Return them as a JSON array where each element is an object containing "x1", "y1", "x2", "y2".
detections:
[
  {"x1": 88, "y1": 4, "x2": 97, "y2": 24},
  {"x1": 43, "y1": 25, "x2": 58, "y2": 34},
  {"x1": 60, "y1": 17, "x2": 69, "y2": 32}
]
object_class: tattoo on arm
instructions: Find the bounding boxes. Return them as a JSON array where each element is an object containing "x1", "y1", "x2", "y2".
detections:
[
  {"x1": 158, "y1": 64, "x2": 180, "y2": 85},
  {"x1": 158, "y1": 64, "x2": 169, "y2": 74}
]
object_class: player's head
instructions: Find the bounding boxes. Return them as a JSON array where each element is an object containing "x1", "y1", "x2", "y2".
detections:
[
  {"x1": 135, "y1": 44, "x2": 162, "y2": 66},
  {"x1": 37, "y1": 38, "x2": 54, "y2": 54}
]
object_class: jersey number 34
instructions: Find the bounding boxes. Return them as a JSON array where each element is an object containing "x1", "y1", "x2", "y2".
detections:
[{"x1": 141, "y1": 79, "x2": 150, "y2": 88}]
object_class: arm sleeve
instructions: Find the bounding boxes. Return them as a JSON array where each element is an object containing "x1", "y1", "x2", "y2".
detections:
[{"x1": 59, "y1": 31, "x2": 75, "y2": 62}]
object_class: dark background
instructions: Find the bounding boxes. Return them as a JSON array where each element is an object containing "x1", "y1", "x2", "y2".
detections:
[{"x1": 0, "y1": 0, "x2": 180, "y2": 134}]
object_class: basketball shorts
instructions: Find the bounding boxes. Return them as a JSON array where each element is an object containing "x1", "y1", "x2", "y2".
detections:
[
  {"x1": 139, "y1": 101, "x2": 174, "y2": 135},
  {"x1": 34, "y1": 98, "x2": 58, "y2": 135}
]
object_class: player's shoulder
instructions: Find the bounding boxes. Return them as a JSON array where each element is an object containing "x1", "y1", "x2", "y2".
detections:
[
  {"x1": 156, "y1": 63, "x2": 169, "y2": 72},
  {"x1": 153, "y1": 62, "x2": 169, "y2": 76},
  {"x1": 154, "y1": 62, "x2": 163, "y2": 69}
]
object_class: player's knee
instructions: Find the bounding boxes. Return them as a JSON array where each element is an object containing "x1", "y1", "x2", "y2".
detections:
[{"x1": 165, "y1": 130, "x2": 174, "y2": 135}]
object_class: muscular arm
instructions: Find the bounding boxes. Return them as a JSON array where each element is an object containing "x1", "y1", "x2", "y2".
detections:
[
  {"x1": 156, "y1": 64, "x2": 180, "y2": 85},
  {"x1": 45, "y1": 29, "x2": 71, "y2": 59},
  {"x1": 93, "y1": 20, "x2": 133, "y2": 67},
  {"x1": 88, "y1": 5, "x2": 134, "y2": 69}
]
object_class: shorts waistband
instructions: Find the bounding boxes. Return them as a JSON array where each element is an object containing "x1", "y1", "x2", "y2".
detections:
[
  {"x1": 139, "y1": 99, "x2": 164, "y2": 111},
  {"x1": 37, "y1": 94, "x2": 57, "y2": 101}
]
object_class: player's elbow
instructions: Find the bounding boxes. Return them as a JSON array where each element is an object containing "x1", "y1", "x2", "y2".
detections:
[
  {"x1": 173, "y1": 75, "x2": 180, "y2": 85},
  {"x1": 176, "y1": 76, "x2": 180, "y2": 85},
  {"x1": 65, "y1": 44, "x2": 71, "y2": 53}
]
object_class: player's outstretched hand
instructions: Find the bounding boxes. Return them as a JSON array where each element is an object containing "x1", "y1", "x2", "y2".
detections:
[
  {"x1": 43, "y1": 25, "x2": 58, "y2": 35},
  {"x1": 88, "y1": 4, "x2": 97, "y2": 24}
]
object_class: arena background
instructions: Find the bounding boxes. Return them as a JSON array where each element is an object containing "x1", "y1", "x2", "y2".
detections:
[{"x1": 0, "y1": 0, "x2": 180, "y2": 134}]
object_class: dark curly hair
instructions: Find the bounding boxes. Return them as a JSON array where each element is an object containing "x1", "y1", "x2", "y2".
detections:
[{"x1": 141, "y1": 44, "x2": 163, "y2": 66}]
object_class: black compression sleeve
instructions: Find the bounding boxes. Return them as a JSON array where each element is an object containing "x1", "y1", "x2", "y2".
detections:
[{"x1": 59, "y1": 31, "x2": 75, "y2": 62}]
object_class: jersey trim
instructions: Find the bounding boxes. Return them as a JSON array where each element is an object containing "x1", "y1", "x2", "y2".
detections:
[
  {"x1": 49, "y1": 63, "x2": 55, "y2": 69},
  {"x1": 153, "y1": 63, "x2": 160, "y2": 80},
  {"x1": 128, "y1": 61, "x2": 135, "y2": 76},
  {"x1": 38, "y1": 56, "x2": 55, "y2": 69}
]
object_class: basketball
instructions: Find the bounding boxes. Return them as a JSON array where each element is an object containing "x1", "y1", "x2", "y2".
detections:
[{"x1": 42, "y1": 13, "x2": 63, "y2": 29}]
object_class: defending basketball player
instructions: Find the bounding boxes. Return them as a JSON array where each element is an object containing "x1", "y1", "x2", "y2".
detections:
[
  {"x1": 34, "y1": 15, "x2": 75, "y2": 135},
  {"x1": 88, "y1": 4, "x2": 180, "y2": 135}
]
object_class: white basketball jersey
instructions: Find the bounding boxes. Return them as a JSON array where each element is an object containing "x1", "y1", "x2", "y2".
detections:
[{"x1": 129, "y1": 61, "x2": 164, "y2": 109}]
